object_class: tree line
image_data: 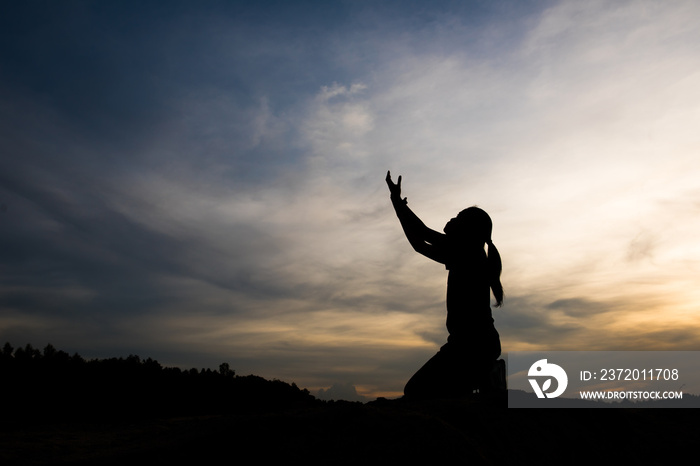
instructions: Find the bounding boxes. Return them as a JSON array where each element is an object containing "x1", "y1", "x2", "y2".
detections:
[{"x1": 2, "y1": 342, "x2": 319, "y2": 421}]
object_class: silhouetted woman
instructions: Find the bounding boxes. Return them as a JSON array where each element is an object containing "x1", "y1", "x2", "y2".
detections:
[{"x1": 386, "y1": 171, "x2": 503, "y2": 399}]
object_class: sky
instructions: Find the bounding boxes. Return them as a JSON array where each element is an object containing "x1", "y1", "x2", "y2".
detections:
[{"x1": 2, "y1": 0, "x2": 700, "y2": 400}]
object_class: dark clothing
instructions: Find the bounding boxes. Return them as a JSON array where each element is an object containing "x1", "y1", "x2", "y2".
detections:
[
  {"x1": 390, "y1": 196, "x2": 501, "y2": 398},
  {"x1": 403, "y1": 336, "x2": 500, "y2": 399},
  {"x1": 445, "y1": 248, "x2": 494, "y2": 338}
]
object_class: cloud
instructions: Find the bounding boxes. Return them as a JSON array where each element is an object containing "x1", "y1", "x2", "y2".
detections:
[
  {"x1": 317, "y1": 382, "x2": 370, "y2": 402},
  {"x1": 626, "y1": 231, "x2": 657, "y2": 263},
  {"x1": 317, "y1": 82, "x2": 368, "y2": 102},
  {"x1": 546, "y1": 298, "x2": 614, "y2": 317}
]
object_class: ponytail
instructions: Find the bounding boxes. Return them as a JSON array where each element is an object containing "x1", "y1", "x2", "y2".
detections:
[{"x1": 487, "y1": 240, "x2": 504, "y2": 307}]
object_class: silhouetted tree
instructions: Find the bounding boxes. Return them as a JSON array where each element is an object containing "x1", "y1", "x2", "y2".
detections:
[
  {"x1": 219, "y1": 362, "x2": 234, "y2": 377},
  {"x1": 1, "y1": 341, "x2": 321, "y2": 421},
  {"x1": 42, "y1": 343, "x2": 56, "y2": 358}
]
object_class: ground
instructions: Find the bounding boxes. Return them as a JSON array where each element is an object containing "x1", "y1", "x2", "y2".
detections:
[{"x1": 2, "y1": 394, "x2": 695, "y2": 465}]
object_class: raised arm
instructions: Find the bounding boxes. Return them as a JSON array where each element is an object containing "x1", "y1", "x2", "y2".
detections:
[{"x1": 386, "y1": 171, "x2": 447, "y2": 264}]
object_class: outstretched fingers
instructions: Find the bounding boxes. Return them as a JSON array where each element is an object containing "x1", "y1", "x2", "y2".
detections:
[
  {"x1": 385, "y1": 171, "x2": 402, "y2": 187},
  {"x1": 386, "y1": 170, "x2": 405, "y2": 202}
]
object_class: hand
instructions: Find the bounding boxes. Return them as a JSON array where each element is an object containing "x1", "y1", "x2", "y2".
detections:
[{"x1": 385, "y1": 170, "x2": 406, "y2": 203}]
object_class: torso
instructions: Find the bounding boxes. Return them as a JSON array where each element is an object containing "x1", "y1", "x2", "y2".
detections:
[{"x1": 444, "y1": 249, "x2": 493, "y2": 338}]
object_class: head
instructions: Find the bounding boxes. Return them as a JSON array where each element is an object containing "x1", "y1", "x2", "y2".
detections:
[
  {"x1": 443, "y1": 206, "x2": 493, "y2": 245},
  {"x1": 444, "y1": 206, "x2": 504, "y2": 307}
]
